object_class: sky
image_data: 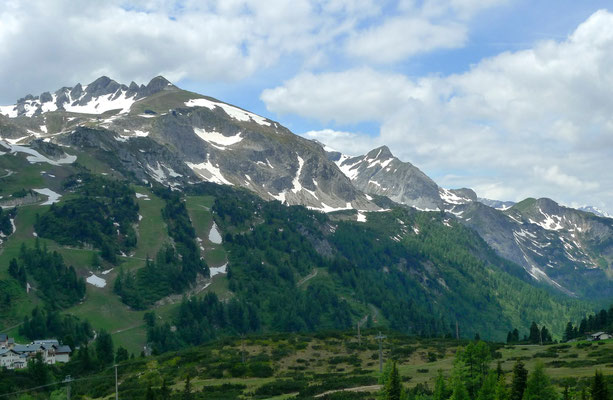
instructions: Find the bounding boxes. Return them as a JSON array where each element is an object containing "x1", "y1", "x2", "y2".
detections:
[{"x1": 1, "y1": 0, "x2": 612, "y2": 213}]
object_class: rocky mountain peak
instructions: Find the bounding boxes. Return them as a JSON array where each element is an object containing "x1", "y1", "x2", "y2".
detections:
[{"x1": 365, "y1": 145, "x2": 393, "y2": 160}]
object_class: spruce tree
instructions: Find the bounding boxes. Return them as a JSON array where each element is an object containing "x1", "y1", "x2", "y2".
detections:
[
  {"x1": 564, "y1": 322, "x2": 575, "y2": 342},
  {"x1": 433, "y1": 371, "x2": 449, "y2": 400},
  {"x1": 146, "y1": 385, "x2": 155, "y2": 400},
  {"x1": 523, "y1": 363, "x2": 556, "y2": 400},
  {"x1": 591, "y1": 371, "x2": 608, "y2": 400},
  {"x1": 160, "y1": 379, "x2": 171, "y2": 400},
  {"x1": 509, "y1": 360, "x2": 528, "y2": 400},
  {"x1": 384, "y1": 362, "x2": 402, "y2": 400},
  {"x1": 528, "y1": 322, "x2": 540, "y2": 344},
  {"x1": 477, "y1": 372, "x2": 497, "y2": 400},
  {"x1": 182, "y1": 375, "x2": 193, "y2": 400},
  {"x1": 495, "y1": 376, "x2": 510, "y2": 400},
  {"x1": 450, "y1": 376, "x2": 470, "y2": 400}
]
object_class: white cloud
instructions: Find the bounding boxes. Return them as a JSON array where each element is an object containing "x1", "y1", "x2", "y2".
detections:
[
  {"x1": 262, "y1": 68, "x2": 415, "y2": 123},
  {"x1": 345, "y1": 17, "x2": 467, "y2": 63},
  {"x1": 345, "y1": 0, "x2": 505, "y2": 63},
  {"x1": 263, "y1": 9, "x2": 613, "y2": 211},
  {"x1": 304, "y1": 128, "x2": 381, "y2": 155},
  {"x1": 0, "y1": 0, "x2": 380, "y2": 103}
]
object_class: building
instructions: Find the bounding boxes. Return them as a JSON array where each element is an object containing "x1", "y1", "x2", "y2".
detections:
[
  {"x1": 589, "y1": 332, "x2": 612, "y2": 341},
  {"x1": 0, "y1": 334, "x2": 71, "y2": 369}
]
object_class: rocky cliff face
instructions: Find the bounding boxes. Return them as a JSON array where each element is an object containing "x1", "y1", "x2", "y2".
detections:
[
  {"x1": 0, "y1": 76, "x2": 377, "y2": 212},
  {"x1": 328, "y1": 145, "x2": 442, "y2": 210},
  {"x1": 329, "y1": 145, "x2": 613, "y2": 298}
]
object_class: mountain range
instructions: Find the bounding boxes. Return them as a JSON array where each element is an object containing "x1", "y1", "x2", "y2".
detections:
[{"x1": 1, "y1": 76, "x2": 611, "y2": 346}]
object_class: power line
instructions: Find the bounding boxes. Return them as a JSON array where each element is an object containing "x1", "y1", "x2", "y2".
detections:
[{"x1": 0, "y1": 364, "x2": 120, "y2": 398}]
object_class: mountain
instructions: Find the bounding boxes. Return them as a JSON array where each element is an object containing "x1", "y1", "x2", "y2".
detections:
[
  {"x1": 579, "y1": 205, "x2": 613, "y2": 219},
  {"x1": 478, "y1": 197, "x2": 516, "y2": 210},
  {"x1": 0, "y1": 75, "x2": 605, "y2": 354},
  {"x1": 0, "y1": 76, "x2": 376, "y2": 212},
  {"x1": 328, "y1": 146, "x2": 613, "y2": 299}
]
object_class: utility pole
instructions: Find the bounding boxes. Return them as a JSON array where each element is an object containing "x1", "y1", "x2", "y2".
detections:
[
  {"x1": 115, "y1": 364, "x2": 119, "y2": 400},
  {"x1": 539, "y1": 327, "x2": 543, "y2": 346},
  {"x1": 241, "y1": 334, "x2": 246, "y2": 364},
  {"x1": 357, "y1": 320, "x2": 361, "y2": 346},
  {"x1": 375, "y1": 331, "x2": 386, "y2": 373},
  {"x1": 63, "y1": 375, "x2": 73, "y2": 400}
]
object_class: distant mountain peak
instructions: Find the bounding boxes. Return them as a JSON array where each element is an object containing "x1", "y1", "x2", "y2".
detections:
[
  {"x1": 366, "y1": 145, "x2": 393, "y2": 160},
  {"x1": 0, "y1": 76, "x2": 179, "y2": 118}
]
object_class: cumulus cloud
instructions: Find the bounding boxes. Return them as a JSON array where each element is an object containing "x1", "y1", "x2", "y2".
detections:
[
  {"x1": 304, "y1": 128, "x2": 381, "y2": 155},
  {"x1": 345, "y1": 0, "x2": 506, "y2": 63},
  {"x1": 263, "y1": 9, "x2": 613, "y2": 211},
  {"x1": 0, "y1": 0, "x2": 380, "y2": 103}
]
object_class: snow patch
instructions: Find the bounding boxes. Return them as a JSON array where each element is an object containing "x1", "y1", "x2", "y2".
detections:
[
  {"x1": 187, "y1": 160, "x2": 233, "y2": 185},
  {"x1": 193, "y1": 127, "x2": 243, "y2": 149},
  {"x1": 209, "y1": 263, "x2": 227, "y2": 278},
  {"x1": 33, "y1": 188, "x2": 61, "y2": 205},
  {"x1": 439, "y1": 188, "x2": 471, "y2": 205},
  {"x1": 208, "y1": 223, "x2": 222, "y2": 244},
  {"x1": 1, "y1": 141, "x2": 76, "y2": 165},
  {"x1": 86, "y1": 274, "x2": 106, "y2": 288},
  {"x1": 291, "y1": 155, "x2": 305, "y2": 193},
  {"x1": 185, "y1": 98, "x2": 271, "y2": 126}
]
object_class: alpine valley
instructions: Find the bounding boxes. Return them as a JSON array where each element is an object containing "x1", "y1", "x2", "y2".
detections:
[{"x1": 1, "y1": 76, "x2": 612, "y2": 356}]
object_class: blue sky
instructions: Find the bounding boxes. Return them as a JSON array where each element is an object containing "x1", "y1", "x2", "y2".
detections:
[{"x1": 1, "y1": 0, "x2": 612, "y2": 212}]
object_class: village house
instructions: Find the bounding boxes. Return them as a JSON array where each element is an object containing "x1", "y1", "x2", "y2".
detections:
[
  {"x1": 0, "y1": 333, "x2": 71, "y2": 369},
  {"x1": 588, "y1": 332, "x2": 612, "y2": 341}
]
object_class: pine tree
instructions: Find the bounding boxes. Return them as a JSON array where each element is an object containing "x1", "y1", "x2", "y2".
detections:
[
  {"x1": 509, "y1": 360, "x2": 528, "y2": 400},
  {"x1": 477, "y1": 372, "x2": 497, "y2": 400},
  {"x1": 496, "y1": 361, "x2": 503, "y2": 378},
  {"x1": 523, "y1": 363, "x2": 556, "y2": 400},
  {"x1": 564, "y1": 322, "x2": 575, "y2": 342},
  {"x1": 95, "y1": 329, "x2": 114, "y2": 366},
  {"x1": 591, "y1": 371, "x2": 608, "y2": 400},
  {"x1": 160, "y1": 379, "x2": 171, "y2": 400},
  {"x1": 146, "y1": 385, "x2": 155, "y2": 400},
  {"x1": 528, "y1": 322, "x2": 540, "y2": 344},
  {"x1": 384, "y1": 362, "x2": 402, "y2": 400},
  {"x1": 450, "y1": 376, "x2": 470, "y2": 400},
  {"x1": 494, "y1": 376, "x2": 510, "y2": 400},
  {"x1": 433, "y1": 371, "x2": 449, "y2": 400},
  {"x1": 182, "y1": 375, "x2": 193, "y2": 400}
]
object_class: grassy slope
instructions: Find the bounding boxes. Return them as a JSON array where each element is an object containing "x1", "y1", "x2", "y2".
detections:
[
  {"x1": 0, "y1": 152, "x2": 180, "y2": 354},
  {"x1": 81, "y1": 332, "x2": 613, "y2": 399},
  {"x1": 185, "y1": 195, "x2": 227, "y2": 267}
]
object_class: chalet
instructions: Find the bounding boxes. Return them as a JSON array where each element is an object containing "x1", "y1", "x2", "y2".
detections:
[
  {"x1": 0, "y1": 335, "x2": 71, "y2": 369},
  {"x1": 0, "y1": 333, "x2": 7, "y2": 347},
  {"x1": 589, "y1": 332, "x2": 612, "y2": 341}
]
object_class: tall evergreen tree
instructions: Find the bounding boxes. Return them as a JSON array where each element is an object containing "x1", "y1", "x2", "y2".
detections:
[
  {"x1": 564, "y1": 322, "x2": 575, "y2": 342},
  {"x1": 450, "y1": 376, "x2": 470, "y2": 400},
  {"x1": 495, "y1": 376, "x2": 510, "y2": 400},
  {"x1": 433, "y1": 371, "x2": 449, "y2": 400},
  {"x1": 383, "y1": 362, "x2": 402, "y2": 400},
  {"x1": 95, "y1": 329, "x2": 114, "y2": 366},
  {"x1": 523, "y1": 363, "x2": 556, "y2": 400},
  {"x1": 160, "y1": 379, "x2": 171, "y2": 400},
  {"x1": 510, "y1": 360, "x2": 528, "y2": 400},
  {"x1": 477, "y1": 372, "x2": 497, "y2": 400},
  {"x1": 182, "y1": 375, "x2": 193, "y2": 400},
  {"x1": 528, "y1": 322, "x2": 540, "y2": 344},
  {"x1": 591, "y1": 371, "x2": 609, "y2": 400}
]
